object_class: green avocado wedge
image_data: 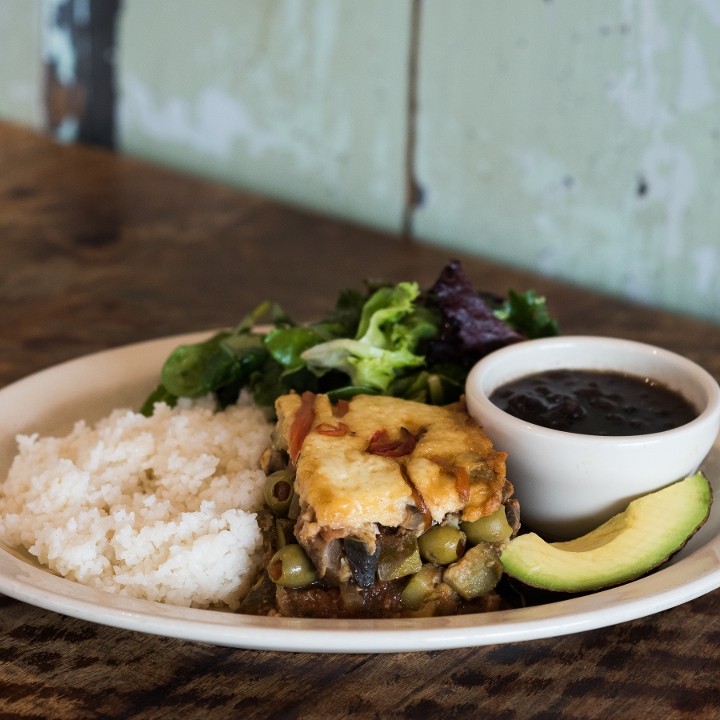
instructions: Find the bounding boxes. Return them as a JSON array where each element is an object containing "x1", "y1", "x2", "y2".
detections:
[{"x1": 500, "y1": 472, "x2": 713, "y2": 593}]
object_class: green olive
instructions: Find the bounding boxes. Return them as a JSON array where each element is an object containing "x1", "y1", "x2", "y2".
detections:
[
  {"x1": 263, "y1": 468, "x2": 295, "y2": 516},
  {"x1": 443, "y1": 543, "x2": 503, "y2": 599},
  {"x1": 268, "y1": 543, "x2": 318, "y2": 588},
  {"x1": 418, "y1": 525, "x2": 466, "y2": 565},
  {"x1": 461, "y1": 507, "x2": 513, "y2": 545}
]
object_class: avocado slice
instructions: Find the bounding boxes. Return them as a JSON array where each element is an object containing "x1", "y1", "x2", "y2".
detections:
[{"x1": 500, "y1": 472, "x2": 713, "y2": 593}]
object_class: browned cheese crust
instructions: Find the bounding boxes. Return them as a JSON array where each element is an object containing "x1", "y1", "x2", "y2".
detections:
[{"x1": 274, "y1": 392, "x2": 508, "y2": 554}]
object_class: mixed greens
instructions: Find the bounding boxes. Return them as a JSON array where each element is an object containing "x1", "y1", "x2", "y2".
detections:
[{"x1": 141, "y1": 260, "x2": 558, "y2": 415}]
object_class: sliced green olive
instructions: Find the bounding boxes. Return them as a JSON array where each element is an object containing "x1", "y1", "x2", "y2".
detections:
[
  {"x1": 263, "y1": 468, "x2": 295, "y2": 516},
  {"x1": 461, "y1": 507, "x2": 513, "y2": 545},
  {"x1": 442, "y1": 543, "x2": 503, "y2": 599},
  {"x1": 418, "y1": 525, "x2": 466, "y2": 565},
  {"x1": 268, "y1": 543, "x2": 318, "y2": 588}
]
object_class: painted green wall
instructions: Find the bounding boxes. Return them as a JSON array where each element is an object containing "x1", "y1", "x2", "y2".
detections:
[
  {"x1": 1, "y1": 1, "x2": 719, "y2": 323},
  {"x1": 117, "y1": 0, "x2": 411, "y2": 232},
  {"x1": 414, "y1": 1, "x2": 720, "y2": 320},
  {"x1": 0, "y1": 0, "x2": 43, "y2": 128}
]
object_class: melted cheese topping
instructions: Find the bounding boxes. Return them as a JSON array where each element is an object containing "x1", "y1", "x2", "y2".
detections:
[{"x1": 275, "y1": 393, "x2": 507, "y2": 536}]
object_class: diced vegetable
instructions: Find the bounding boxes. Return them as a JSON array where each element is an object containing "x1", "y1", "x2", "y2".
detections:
[
  {"x1": 443, "y1": 544, "x2": 504, "y2": 599},
  {"x1": 377, "y1": 534, "x2": 422, "y2": 581},
  {"x1": 401, "y1": 564, "x2": 442, "y2": 610}
]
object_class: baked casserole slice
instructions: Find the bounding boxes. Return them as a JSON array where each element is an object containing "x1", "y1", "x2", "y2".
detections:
[{"x1": 245, "y1": 391, "x2": 519, "y2": 618}]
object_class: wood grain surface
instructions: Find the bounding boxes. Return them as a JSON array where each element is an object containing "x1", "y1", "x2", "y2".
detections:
[{"x1": 1, "y1": 122, "x2": 719, "y2": 720}]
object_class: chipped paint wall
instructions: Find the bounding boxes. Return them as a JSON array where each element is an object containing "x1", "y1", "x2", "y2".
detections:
[
  {"x1": 1, "y1": 0, "x2": 719, "y2": 323},
  {"x1": 413, "y1": 0, "x2": 720, "y2": 322},
  {"x1": 116, "y1": 0, "x2": 411, "y2": 232}
]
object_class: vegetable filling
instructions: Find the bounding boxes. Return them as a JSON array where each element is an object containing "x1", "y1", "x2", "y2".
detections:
[{"x1": 241, "y1": 391, "x2": 520, "y2": 619}]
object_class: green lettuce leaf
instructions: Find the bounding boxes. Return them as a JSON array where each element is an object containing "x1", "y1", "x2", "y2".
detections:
[
  {"x1": 494, "y1": 289, "x2": 559, "y2": 339},
  {"x1": 299, "y1": 282, "x2": 440, "y2": 392}
]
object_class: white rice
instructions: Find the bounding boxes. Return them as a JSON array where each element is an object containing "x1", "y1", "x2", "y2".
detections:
[{"x1": 0, "y1": 391, "x2": 274, "y2": 610}]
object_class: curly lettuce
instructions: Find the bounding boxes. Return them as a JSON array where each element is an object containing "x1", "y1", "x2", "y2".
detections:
[
  {"x1": 299, "y1": 282, "x2": 439, "y2": 392},
  {"x1": 141, "y1": 261, "x2": 558, "y2": 414}
]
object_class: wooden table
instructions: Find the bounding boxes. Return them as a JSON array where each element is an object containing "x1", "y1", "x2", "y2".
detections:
[{"x1": 1, "y1": 122, "x2": 719, "y2": 719}]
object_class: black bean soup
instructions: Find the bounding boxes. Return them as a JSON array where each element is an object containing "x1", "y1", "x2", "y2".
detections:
[{"x1": 490, "y1": 369, "x2": 697, "y2": 436}]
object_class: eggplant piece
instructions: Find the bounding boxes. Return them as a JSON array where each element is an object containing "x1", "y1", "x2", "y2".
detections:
[
  {"x1": 301, "y1": 535, "x2": 344, "y2": 586},
  {"x1": 377, "y1": 530, "x2": 422, "y2": 581},
  {"x1": 443, "y1": 543, "x2": 503, "y2": 599},
  {"x1": 343, "y1": 537, "x2": 381, "y2": 588}
]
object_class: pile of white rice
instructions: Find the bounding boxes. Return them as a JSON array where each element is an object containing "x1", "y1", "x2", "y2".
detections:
[{"x1": 0, "y1": 392, "x2": 274, "y2": 610}]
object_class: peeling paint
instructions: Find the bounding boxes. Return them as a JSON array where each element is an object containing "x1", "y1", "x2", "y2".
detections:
[
  {"x1": 42, "y1": 0, "x2": 77, "y2": 86},
  {"x1": 121, "y1": 77, "x2": 278, "y2": 159},
  {"x1": 121, "y1": 74, "x2": 358, "y2": 180},
  {"x1": 54, "y1": 115, "x2": 79, "y2": 142},
  {"x1": 117, "y1": 0, "x2": 409, "y2": 232}
]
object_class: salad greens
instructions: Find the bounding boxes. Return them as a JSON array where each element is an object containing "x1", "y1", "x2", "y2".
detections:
[
  {"x1": 140, "y1": 260, "x2": 558, "y2": 415},
  {"x1": 300, "y1": 281, "x2": 438, "y2": 394}
]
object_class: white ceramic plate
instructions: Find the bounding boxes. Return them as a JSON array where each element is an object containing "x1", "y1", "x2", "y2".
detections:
[{"x1": 0, "y1": 333, "x2": 719, "y2": 654}]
